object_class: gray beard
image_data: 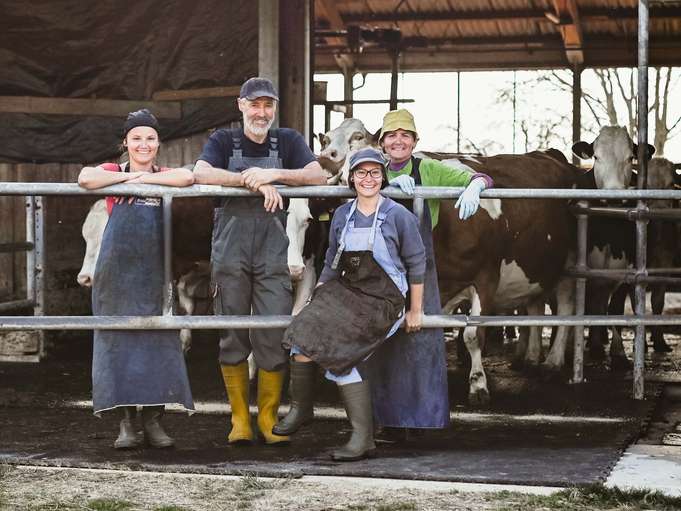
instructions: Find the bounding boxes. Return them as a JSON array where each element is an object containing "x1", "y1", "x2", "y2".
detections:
[{"x1": 244, "y1": 116, "x2": 274, "y2": 137}]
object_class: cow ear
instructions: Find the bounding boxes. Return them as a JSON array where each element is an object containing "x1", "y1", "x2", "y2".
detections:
[
  {"x1": 370, "y1": 128, "x2": 381, "y2": 145},
  {"x1": 633, "y1": 143, "x2": 656, "y2": 160},
  {"x1": 572, "y1": 141, "x2": 593, "y2": 159}
]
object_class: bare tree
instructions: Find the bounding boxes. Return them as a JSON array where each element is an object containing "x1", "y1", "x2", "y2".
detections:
[{"x1": 529, "y1": 67, "x2": 681, "y2": 156}]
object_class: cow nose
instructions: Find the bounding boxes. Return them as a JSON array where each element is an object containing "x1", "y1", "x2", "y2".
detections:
[
  {"x1": 77, "y1": 274, "x2": 92, "y2": 287},
  {"x1": 289, "y1": 265, "x2": 305, "y2": 282}
]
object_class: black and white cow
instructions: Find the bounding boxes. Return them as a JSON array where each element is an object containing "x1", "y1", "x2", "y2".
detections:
[{"x1": 571, "y1": 126, "x2": 657, "y2": 369}]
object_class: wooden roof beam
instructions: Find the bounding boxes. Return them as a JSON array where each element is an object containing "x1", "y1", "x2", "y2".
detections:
[
  {"x1": 552, "y1": 0, "x2": 584, "y2": 65},
  {"x1": 315, "y1": 0, "x2": 345, "y2": 48},
  {"x1": 338, "y1": 6, "x2": 681, "y2": 24}
]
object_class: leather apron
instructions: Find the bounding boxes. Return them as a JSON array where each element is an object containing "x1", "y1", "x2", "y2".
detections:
[
  {"x1": 368, "y1": 157, "x2": 450, "y2": 428},
  {"x1": 283, "y1": 197, "x2": 406, "y2": 376},
  {"x1": 91, "y1": 164, "x2": 194, "y2": 415},
  {"x1": 211, "y1": 130, "x2": 293, "y2": 371}
]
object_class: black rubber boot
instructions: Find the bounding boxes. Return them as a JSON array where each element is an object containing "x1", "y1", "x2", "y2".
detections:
[
  {"x1": 332, "y1": 381, "x2": 376, "y2": 461},
  {"x1": 142, "y1": 406, "x2": 174, "y2": 448},
  {"x1": 114, "y1": 406, "x2": 141, "y2": 449},
  {"x1": 273, "y1": 360, "x2": 316, "y2": 436}
]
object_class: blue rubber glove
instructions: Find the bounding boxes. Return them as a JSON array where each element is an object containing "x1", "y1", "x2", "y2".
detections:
[
  {"x1": 389, "y1": 174, "x2": 416, "y2": 195},
  {"x1": 455, "y1": 178, "x2": 486, "y2": 220}
]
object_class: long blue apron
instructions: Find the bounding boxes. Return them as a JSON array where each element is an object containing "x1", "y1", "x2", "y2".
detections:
[
  {"x1": 91, "y1": 164, "x2": 194, "y2": 415},
  {"x1": 211, "y1": 130, "x2": 292, "y2": 371},
  {"x1": 283, "y1": 197, "x2": 406, "y2": 378},
  {"x1": 368, "y1": 157, "x2": 450, "y2": 428}
]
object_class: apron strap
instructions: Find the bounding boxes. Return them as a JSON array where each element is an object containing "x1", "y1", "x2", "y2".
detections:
[
  {"x1": 331, "y1": 197, "x2": 386, "y2": 269},
  {"x1": 367, "y1": 196, "x2": 384, "y2": 251},
  {"x1": 232, "y1": 132, "x2": 242, "y2": 159},
  {"x1": 331, "y1": 200, "x2": 358, "y2": 270},
  {"x1": 268, "y1": 130, "x2": 279, "y2": 159}
]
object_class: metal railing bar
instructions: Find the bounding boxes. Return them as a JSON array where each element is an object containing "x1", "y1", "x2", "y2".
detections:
[
  {"x1": 4, "y1": 183, "x2": 681, "y2": 200},
  {"x1": 2, "y1": 314, "x2": 681, "y2": 330},
  {"x1": 0, "y1": 299, "x2": 36, "y2": 313},
  {"x1": 565, "y1": 268, "x2": 681, "y2": 285},
  {"x1": 571, "y1": 205, "x2": 681, "y2": 221},
  {"x1": 0, "y1": 242, "x2": 34, "y2": 253}
]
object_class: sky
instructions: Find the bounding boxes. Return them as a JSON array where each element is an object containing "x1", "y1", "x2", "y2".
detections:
[{"x1": 312, "y1": 69, "x2": 681, "y2": 163}]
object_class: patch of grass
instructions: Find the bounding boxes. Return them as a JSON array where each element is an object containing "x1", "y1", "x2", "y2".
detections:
[
  {"x1": 153, "y1": 506, "x2": 190, "y2": 511},
  {"x1": 494, "y1": 484, "x2": 681, "y2": 511},
  {"x1": 84, "y1": 499, "x2": 133, "y2": 511}
]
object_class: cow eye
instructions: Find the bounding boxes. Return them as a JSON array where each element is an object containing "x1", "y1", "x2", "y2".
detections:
[{"x1": 353, "y1": 134, "x2": 364, "y2": 141}]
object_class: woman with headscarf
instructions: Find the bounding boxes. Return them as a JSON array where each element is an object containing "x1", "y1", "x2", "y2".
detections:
[{"x1": 78, "y1": 109, "x2": 195, "y2": 449}]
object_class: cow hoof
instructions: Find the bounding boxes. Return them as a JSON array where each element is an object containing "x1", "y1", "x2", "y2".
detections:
[
  {"x1": 468, "y1": 388, "x2": 490, "y2": 407},
  {"x1": 610, "y1": 355, "x2": 632, "y2": 372},
  {"x1": 653, "y1": 340, "x2": 673, "y2": 353}
]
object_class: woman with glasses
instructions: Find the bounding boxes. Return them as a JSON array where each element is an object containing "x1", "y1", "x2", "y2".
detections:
[{"x1": 274, "y1": 147, "x2": 426, "y2": 461}]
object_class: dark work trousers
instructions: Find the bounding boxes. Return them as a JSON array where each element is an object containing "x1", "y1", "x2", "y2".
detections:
[{"x1": 211, "y1": 132, "x2": 292, "y2": 371}]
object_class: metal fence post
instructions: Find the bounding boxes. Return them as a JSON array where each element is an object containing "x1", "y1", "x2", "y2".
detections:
[
  {"x1": 162, "y1": 195, "x2": 173, "y2": 316},
  {"x1": 572, "y1": 200, "x2": 588, "y2": 384},
  {"x1": 634, "y1": 0, "x2": 650, "y2": 400}
]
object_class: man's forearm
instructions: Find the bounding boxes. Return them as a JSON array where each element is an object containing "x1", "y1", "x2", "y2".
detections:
[
  {"x1": 193, "y1": 165, "x2": 244, "y2": 186},
  {"x1": 270, "y1": 166, "x2": 327, "y2": 186}
]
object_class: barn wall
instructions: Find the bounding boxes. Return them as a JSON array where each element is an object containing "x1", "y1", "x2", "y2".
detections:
[{"x1": 0, "y1": 131, "x2": 213, "y2": 317}]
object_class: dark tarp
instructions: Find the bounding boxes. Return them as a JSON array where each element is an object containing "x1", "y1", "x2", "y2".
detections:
[{"x1": 0, "y1": 1, "x2": 258, "y2": 163}]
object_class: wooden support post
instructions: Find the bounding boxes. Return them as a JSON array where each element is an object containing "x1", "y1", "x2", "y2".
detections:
[
  {"x1": 279, "y1": 0, "x2": 311, "y2": 138},
  {"x1": 572, "y1": 65, "x2": 582, "y2": 164}
]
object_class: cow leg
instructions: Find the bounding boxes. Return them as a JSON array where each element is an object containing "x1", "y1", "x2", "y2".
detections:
[
  {"x1": 176, "y1": 274, "x2": 195, "y2": 355},
  {"x1": 542, "y1": 276, "x2": 575, "y2": 376},
  {"x1": 522, "y1": 298, "x2": 545, "y2": 371},
  {"x1": 585, "y1": 282, "x2": 610, "y2": 363},
  {"x1": 511, "y1": 325, "x2": 529, "y2": 371},
  {"x1": 607, "y1": 284, "x2": 629, "y2": 357},
  {"x1": 461, "y1": 286, "x2": 489, "y2": 406},
  {"x1": 291, "y1": 257, "x2": 316, "y2": 316},
  {"x1": 608, "y1": 285, "x2": 632, "y2": 371},
  {"x1": 650, "y1": 284, "x2": 673, "y2": 353}
]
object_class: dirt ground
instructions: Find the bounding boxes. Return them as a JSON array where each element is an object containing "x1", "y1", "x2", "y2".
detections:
[{"x1": 2, "y1": 312, "x2": 681, "y2": 510}]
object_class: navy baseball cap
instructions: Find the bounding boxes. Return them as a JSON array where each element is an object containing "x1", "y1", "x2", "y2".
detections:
[
  {"x1": 239, "y1": 77, "x2": 279, "y2": 101},
  {"x1": 348, "y1": 147, "x2": 388, "y2": 190},
  {"x1": 349, "y1": 147, "x2": 386, "y2": 170}
]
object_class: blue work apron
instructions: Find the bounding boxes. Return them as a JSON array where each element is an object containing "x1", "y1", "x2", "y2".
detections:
[
  {"x1": 91, "y1": 169, "x2": 194, "y2": 415},
  {"x1": 368, "y1": 157, "x2": 450, "y2": 428}
]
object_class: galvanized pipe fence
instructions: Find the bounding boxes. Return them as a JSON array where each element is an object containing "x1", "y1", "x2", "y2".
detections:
[{"x1": 2, "y1": 180, "x2": 681, "y2": 398}]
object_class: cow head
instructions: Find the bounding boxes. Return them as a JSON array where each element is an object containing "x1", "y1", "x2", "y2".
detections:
[
  {"x1": 318, "y1": 118, "x2": 379, "y2": 181},
  {"x1": 286, "y1": 198, "x2": 312, "y2": 282},
  {"x1": 647, "y1": 157, "x2": 676, "y2": 208},
  {"x1": 77, "y1": 199, "x2": 109, "y2": 287},
  {"x1": 572, "y1": 126, "x2": 655, "y2": 190}
]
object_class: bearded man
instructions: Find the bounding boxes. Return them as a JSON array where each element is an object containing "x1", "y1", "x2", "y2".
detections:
[{"x1": 194, "y1": 77, "x2": 325, "y2": 445}]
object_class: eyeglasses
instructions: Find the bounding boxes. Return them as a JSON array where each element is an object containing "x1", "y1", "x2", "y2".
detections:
[{"x1": 353, "y1": 168, "x2": 383, "y2": 179}]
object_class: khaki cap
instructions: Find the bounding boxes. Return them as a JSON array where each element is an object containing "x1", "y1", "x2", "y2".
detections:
[{"x1": 379, "y1": 109, "x2": 418, "y2": 141}]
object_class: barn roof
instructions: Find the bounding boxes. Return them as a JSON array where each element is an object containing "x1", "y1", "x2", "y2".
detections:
[{"x1": 314, "y1": 0, "x2": 681, "y2": 72}]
